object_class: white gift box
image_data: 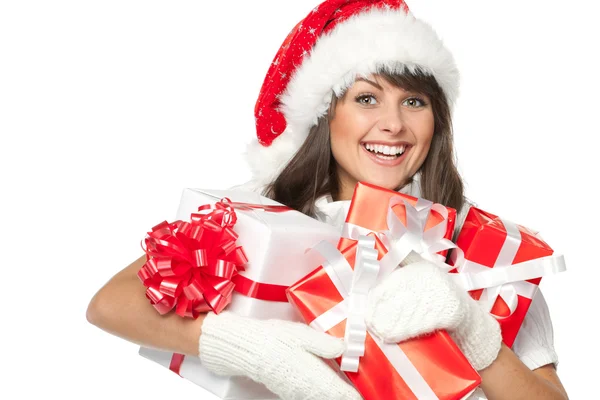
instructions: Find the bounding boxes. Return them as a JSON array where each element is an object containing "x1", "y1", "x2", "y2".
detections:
[{"x1": 139, "y1": 188, "x2": 340, "y2": 399}]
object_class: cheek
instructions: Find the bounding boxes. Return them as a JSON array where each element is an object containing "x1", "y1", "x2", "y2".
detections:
[
  {"x1": 331, "y1": 102, "x2": 373, "y2": 139},
  {"x1": 329, "y1": 106, "x2": 363, "y2": 154},
  {"x1": 421, "y1": 130, "x2": 434, "y2": 152},
  {"x1": 329, "y1": 128, "x2": 353, "y2": 173},
  {"x1": 408, "y1": 116, "x2": 435, "y2": 169},
  {"x1": 329, "y1": 119, "x2": 344, "y2": 160},
  {"x1": 415, "y1": 115, "x2": 435, "y2": 151}
]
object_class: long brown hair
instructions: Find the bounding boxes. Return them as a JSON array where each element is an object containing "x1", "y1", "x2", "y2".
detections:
[{"x1": 264, "y1": 68, "x2": 465, "y2": 217}]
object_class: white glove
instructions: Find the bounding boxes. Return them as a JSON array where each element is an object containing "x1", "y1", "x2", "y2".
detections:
[
  {"x1": 199, "y1": 311, "x2": 363, "y2": 400},
  {"x1": 365, "y1": 258, "x2": 502, "y2": 371}
]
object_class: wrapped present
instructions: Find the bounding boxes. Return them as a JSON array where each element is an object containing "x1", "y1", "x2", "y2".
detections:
[
  {"x1": 338, "y1": 182, "x2": 457, "y2": 266},
  {"x1": 287, "y1": 235, "x2": 481, "y2": 400},
  {"x1": 449, "y1": 207, "x2": 566, "y2": 347},
  {"x1": 288, "y1": 182, "x2": 480, "y2": 400},
  {"x1": 139, "y1": 188, "x2": 341, "y2": 400}
]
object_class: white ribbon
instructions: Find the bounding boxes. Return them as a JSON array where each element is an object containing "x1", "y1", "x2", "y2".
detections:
[
  {"x1": 342, "y1": 222, "x2": 387, "y2": 243},
  {"x1": 450, "y1": 218, "x2": 566, "y2": 319},
  {"x1": 308, "y1": 237, "x2": 439, "y2": 399},
  {"x1": 340, "y1": 237, "x2": 380, "y2": 371},
  {"x1": 343, "y1": 196, "x2": 458, "y2": 275}
]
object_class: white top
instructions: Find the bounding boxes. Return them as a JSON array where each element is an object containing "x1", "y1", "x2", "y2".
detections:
[{"x1": 313, "y1": 193, "x2": 558, "y2": 399}]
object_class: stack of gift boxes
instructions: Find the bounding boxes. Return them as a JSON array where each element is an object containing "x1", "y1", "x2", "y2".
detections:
[{"x1": 138, "y1": 183, "x2": 565, "y2": 399}]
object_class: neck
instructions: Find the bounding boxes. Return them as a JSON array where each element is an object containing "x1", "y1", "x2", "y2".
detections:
[{"x1": 333, "y1": 178, "x2": 357, "y2": 201}]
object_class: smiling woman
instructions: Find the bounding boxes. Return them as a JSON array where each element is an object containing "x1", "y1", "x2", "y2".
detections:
[
  {"x1": 87, "y1": 1, "x2": 569, "y2": 399},
  {"x1": 265, "y1": 69, "x2": 463, "y2": 218},
  {"x1": 331, "y1": 73, "x2": 437, "y2": 197}
]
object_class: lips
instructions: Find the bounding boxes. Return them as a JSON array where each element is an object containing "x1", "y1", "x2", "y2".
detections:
[
  {"x1": 360, "y1": 142, "x2": 411, "y2": 166},
  {"x1": 363, "y1": 143, "x2": 406, "y2": 157}
]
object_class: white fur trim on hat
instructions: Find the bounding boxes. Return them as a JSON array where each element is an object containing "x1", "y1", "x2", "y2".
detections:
[{"x1": 246, "y1": 7, "x2": 459, "y2": 187}]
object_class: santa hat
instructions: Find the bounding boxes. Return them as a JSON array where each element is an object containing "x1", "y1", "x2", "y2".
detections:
[{"x1": 246, "y1": 0, "x2": 459, "y2": 188}]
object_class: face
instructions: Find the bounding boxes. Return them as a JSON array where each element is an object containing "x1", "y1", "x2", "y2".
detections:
[{"x1": 329, "y1": 74, "x2": 435, "y2": 200}]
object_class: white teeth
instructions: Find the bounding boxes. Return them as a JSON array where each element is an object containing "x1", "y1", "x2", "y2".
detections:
[{"x1": 364, "y1": 143, "x2": 406, "y2": 156}]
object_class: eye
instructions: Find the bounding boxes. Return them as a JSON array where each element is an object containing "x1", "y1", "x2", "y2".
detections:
[
  {"x1": 403, "y1": 97, "x2": 427, "y2": 108},
  {"x1": 355, "y1": 94, "x2": 378, "y2": 106}
]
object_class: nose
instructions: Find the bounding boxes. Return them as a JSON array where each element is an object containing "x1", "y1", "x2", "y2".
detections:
[{"x1": 378, "y1": 104, "x2": 404, "y2": 135}]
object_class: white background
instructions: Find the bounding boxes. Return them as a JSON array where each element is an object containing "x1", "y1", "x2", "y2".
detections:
[{"x1": 1, "y1": 0, "x2": 598, "y2": 398}]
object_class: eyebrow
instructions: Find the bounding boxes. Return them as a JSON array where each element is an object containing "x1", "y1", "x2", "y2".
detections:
[{"x1": 355, "y1": 77, "x2": 383, "y2": 91}]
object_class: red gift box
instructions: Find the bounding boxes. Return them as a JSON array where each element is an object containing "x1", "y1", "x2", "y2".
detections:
[
  {"x1": 450, "y1": 207, "x2": 566, "y2": 347},
  {"x1": 287, "y1": 182, "x2": 480, "y2": 399},
  {"x1": 338, "y1": 182, "x2": 457, "y2": 263},
  {"x1": 287, "y1": 236, "x2": 481, "y2": 400}
]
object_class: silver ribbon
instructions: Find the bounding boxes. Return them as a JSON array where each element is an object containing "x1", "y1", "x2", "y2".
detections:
[
  {"x1": 308, "y1": 237, "x2": 439, "y2": 398},
  {"x1": 375, "y1": 196, "x2": 457, "y2": 275},
  {"x1": 340, "y1": 236, "x2": 380, "y2": 372},
  {"x1": 450, "y1": 218, "x2": 566, "y2": 318}
]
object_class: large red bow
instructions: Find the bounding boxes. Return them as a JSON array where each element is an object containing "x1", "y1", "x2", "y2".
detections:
[{"x1": 137, "y1": 199, "x2": 248, "y2": 318}]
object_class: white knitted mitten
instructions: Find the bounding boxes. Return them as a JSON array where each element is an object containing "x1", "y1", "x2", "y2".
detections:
[
  {"x1": 199, "y1": 311, "x2": 363, "y2": 400},
  {"x1": 365, "y1": 259, "x2": 502, "y2": 371}
]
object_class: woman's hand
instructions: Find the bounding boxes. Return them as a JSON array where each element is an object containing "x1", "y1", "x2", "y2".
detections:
[
  {"x1": 365, "y1": 257, "x2": 502, "y2": 371},
  {"x1": 200, "y1": 311, "x2": 363, "y2": 400}
]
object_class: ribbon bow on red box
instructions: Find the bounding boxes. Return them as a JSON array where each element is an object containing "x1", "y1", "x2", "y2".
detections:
[
  {"x1": 448, "y1": 207, "x2": 566, "y2": 347},
  {"x1": 287, "y1": 183, "x2": 480, "y2": 400}
]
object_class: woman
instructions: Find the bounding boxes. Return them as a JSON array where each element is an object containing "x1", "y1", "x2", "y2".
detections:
[{"x1": 87, "y1": 1, "x2": 568, "y2": 398}]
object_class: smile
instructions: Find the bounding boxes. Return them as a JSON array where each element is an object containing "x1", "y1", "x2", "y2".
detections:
[
  {"x1": 361, "y1": 143, "x2": 410, "y2": 166},
  {"x1": 362, "y1": 143, "x2": 406, "y2": 159}
]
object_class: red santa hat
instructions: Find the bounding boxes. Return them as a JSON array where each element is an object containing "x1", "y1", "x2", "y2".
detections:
[{"x1": 247, "y1": 0, "x2": 459, "y2": 187}]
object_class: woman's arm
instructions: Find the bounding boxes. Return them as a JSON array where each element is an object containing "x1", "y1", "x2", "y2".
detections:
[
  {"x1": 479, "y1": 344, "x2": 568, "y2": 399},
  {"x1": 87, "y1": 256, "x2": 363, "y2": 400},
  {"x1": 86, "y1": 255, "x2": 205, "y2": 356}
]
